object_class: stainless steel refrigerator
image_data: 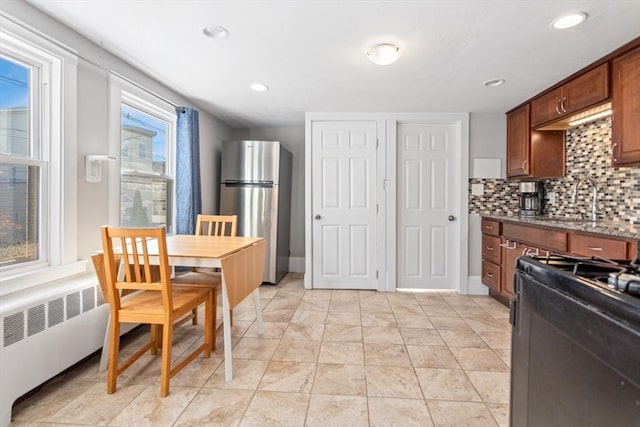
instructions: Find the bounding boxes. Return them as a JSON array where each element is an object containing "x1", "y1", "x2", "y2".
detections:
[{"x1": 219, "y1": 140, "x2": 292, "y2": 284}]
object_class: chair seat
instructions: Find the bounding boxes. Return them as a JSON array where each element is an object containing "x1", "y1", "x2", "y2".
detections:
[{"x1": 119, "y1": 287, "x2": 212, "y2": 321}]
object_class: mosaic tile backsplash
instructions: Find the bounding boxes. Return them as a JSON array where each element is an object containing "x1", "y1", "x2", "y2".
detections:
[{"x1": 469, "y1": 117, "x2": 640, "y2": 223}]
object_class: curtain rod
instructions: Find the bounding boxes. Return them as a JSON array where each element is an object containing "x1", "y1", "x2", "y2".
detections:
[{"x1": 1, "y1": 11, "x2": 180, "y2": 109}]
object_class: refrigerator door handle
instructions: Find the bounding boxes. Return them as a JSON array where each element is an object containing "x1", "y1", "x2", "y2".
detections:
[{"x1": 224, "y1": 180, "x2": 274, "y2": 188}]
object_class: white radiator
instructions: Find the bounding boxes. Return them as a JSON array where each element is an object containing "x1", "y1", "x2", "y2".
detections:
[{"x1": 0, "y1": 274, "x2": 109, "y2": 427}]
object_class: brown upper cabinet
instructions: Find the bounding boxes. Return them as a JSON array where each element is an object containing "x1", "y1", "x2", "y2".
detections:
[
  {"x1": 507, "y1": 104, "x2": 565, "y2": 179},
  {"x1": 530, "y1": 64, "x2": 610, "y2": 128},
  {"x1": 611, "y1": 45, "x2": 640, "y2": 166}
]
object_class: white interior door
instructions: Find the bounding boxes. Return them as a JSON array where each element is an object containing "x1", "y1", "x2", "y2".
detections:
[
  {"x1": 397, "y1": 122, "x2": 459, "y2": 290},
  {"x1": 311, "y1": 121, "x2": 378, "y2": 289}
]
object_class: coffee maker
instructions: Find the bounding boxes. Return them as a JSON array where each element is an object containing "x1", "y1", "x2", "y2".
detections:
[{"x1": 518, "y1": 181, "x2": 544, "y2": 216}]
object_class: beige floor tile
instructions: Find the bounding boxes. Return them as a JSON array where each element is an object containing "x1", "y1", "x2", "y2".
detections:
[
  {"x1": 174, "y1": 388, "x2": 253, "y2": 427},
  {"x1": 454, "y1": 306, "x2": 492, "y2": 318},
  {"x1": 243, "y1": 321, "x2": 289, "y2": 339},
  {"x1": 464, "y1": 317, "x2": 510, "y2": 333},
  {"x1": 420, "y1": 305, "x2": 456, "y2": 317},
  {"x1": 240, "y1": 391, "x2": 309, "y2": 427},
  {"x1": 493, "y1": 348, "x2": 511, "y2": 368},
  {"x1": 362, "y1": 326, "x2": 404, "y2": 344},
  {"x1": 477, "y1": 330, "x2": 512, "y2": 350},
  {"x1": 365, "y1": 365, "x2": 423, "y2": 399},
  {"x1": 399, "y1": 328, "x2": 444, "y2": 346},
  {"x1": 390, "y1": 303, "x2": 424, "y2": 316},
  {"x1": 207, "y1": 359, "x2": 269, "y2": 390},
  {"x1": 328, "y1": 301, "x2": 362, "y2": 313},
  {"x1": 11, "y1": 380, "x2": 96, "y2": 422},
  {"x1": 406, "y1": 345, "x2": 460, "y2": 369},
  {"x1": 258, "y1": 360, "x2": 316, "y2": 393},
  {"x1": 415, "y1": 368, "x2": 481, "y2": 401},
  {"x1": 290, "y1": 309, "x2": 327, "y2": 324},
  {"x1": 305, "y1": 394, "x2": 369, "y2": 427},
  {"x1": 318, "y1": 341, "x2": 364, "y2": 365},
  {"x1": 450, "y1": 347, "x2": 509, "y2": 372},
  {"x1": 108, "y1": 385, "x2": 198, "y2": 426},
  {"x1": 46, "y1": 382, "x2": 146, "y2": 425},
  {"x1": 361, "y1": 312, "x2": 397, "y2": 327},
  {"x1": 325, "y1": 310, "x2": 362, "y2": 325},
  {"x1": 266, "y1": 296, "x2": 302, "y2": 310},
  {"x1": 394, "y1": 313, "x2": 435, "y2": 329},
  {"x1": 282, "y1": 323, "x2": 325, "y2": 341},
  {"x1": 427, "y1": 400, "x2": 498, "y2": 427},
  {"x1": 486, "y1": 403, "x2": 509, "y2": 427},
  {"x1": 438, "y1": 329, "x2": 488, "y2": 348},
  {"x1": 232, "y1": 337, "x2": 280, "y2": 360},
  {"x1": 364, "y1": 343, "x2": 412, "y2": 367},
  {"x1": 170, "y1": 355, "x2": 223, "y2": 387},
  {"x1": 466, "y1": 371, "x2": 511, "y2": 404},
  {"x1": 260, "y1": 308, "x2": 295, "y2": 323},
  {"x1": 368, "y1": 397, "x2": 434, "y2": 427},
  {"x1": 429, "y1": 316, "x2": 473, "y2": 331},
  {"x1": 323, "y1": 324, "x2": 363, "y2": 342},
  {"x1": 298, "y1": 299, "x2": 330, "y2": 311},
  {"x1": 272, "y1": 339, "x2": 320, "y2": 362},
  {"x1": 312, "y1": 363, "x2": 366, "y2": 396},
  {"x1": 331, "y1": 290, "x2": 361, "y2": 302}
]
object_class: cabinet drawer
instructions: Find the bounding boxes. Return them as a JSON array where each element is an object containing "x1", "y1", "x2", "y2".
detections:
[
  {"x1": 503, "y1": 222, "x2": 567, "y2": 253},
  {"x1": 482, "y1": 235, "x2": 502, "y2": 264},
  {"x1": 482, "y1": 219, "x2": 501, "y2": 236},
  {"x1": 482, "y1": 261, "x2": 501, "y2": 292},
  {"x1": 568, "y1": 233, "x2": 630, "y2": 259}
]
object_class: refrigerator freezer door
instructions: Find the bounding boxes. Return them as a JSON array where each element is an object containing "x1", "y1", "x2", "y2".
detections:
[
  {"x1": 221, "y1": 140, "x2": 281, "y2": 183},
  {"x1": 220, "y1": 183, "x2": 279, "y2": 283}
]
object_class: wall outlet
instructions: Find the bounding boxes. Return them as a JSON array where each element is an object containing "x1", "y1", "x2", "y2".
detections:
[
  {"x1": 545, "y1": 192, "x2": 556, "y2": 204},
  {"x1": 471, "y1": 183, "x2": 485, "y2": 196}
]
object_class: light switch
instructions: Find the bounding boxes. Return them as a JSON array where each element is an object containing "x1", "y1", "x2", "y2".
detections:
[{"x1": 471, "y1": 183, "x2": 485, "y2": 196}]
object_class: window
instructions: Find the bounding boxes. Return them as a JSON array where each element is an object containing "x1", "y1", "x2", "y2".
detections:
[
  {"x1": 119, "y1": 94, "x2": 175, "y2": 231},
  {"x1": 0, "y1": 51, "x2": 42, "y2": 268},
  {"x1": 0, "y1": 18, "x2": 79, "y2": 294}
]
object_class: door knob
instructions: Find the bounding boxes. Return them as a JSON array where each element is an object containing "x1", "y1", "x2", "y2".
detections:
[
  {"x1": 448, "y1": 215, "x2": 456, "y2": 222},
  {"x1": 314, "y1": 215, "x2": 322, "y2": 220}
]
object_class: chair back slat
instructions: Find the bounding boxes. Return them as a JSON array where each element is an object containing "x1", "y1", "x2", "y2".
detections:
[{"x1": 195, "y1": 214, "x2": 238, "y2": 237}]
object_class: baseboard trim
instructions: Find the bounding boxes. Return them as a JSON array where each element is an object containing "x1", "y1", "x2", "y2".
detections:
[
  {"x1": 289, "y1": 257, "x2": 305, "y2": 273},
  {"x1": 467, "y1": 276, "x2": 489, "y2": 295}
]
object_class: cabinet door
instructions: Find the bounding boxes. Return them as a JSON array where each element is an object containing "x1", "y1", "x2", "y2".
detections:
[
  {"x1": 563, "y1": 63, "x2": 609, "y2": 115},
  {"x1": 507, "y1": 105, "x2": 530, "y2": 178},
  {"x1": 531, "y1": 88, "x2": 563, "y2": 127},
  {"x1": 612, "y1": 47, "x2": 640, "y2": 166}
]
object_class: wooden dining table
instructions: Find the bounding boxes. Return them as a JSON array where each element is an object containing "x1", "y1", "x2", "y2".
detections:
[{"x1": 99, "y1": 234, "x2": 266, "y2": 382}]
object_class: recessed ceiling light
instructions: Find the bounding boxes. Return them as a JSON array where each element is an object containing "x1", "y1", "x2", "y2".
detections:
[
  {"x1": 202, "y1": 25, "x2": 229, "y2": 38},
  {"x1": 483, "y1": 78, "x2": 506, "y2": 87},
  {"x1": 366, "y1": 44, "x2": 401, "y2": 65},
  {"x1": 552, "y1": 12, "x2": 588, "y2": 30},
  {"x1": 250, "y1": 83, "x2": 269, "y2": 92}
]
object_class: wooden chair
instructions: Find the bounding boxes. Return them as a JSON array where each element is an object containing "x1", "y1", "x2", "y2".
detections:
[
  {"x1": 179, "y1": 214, "x2": 239, "y2": 327},
  {"x1": 101, "y1": 226, "x2": 213, "y2": 397}
]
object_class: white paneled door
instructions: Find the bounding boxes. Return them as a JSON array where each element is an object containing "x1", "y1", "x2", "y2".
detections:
[
  {"x1": 311, "y1": 121, "x2": 378, "y2": 289},
  {"x1": 397, "y1": 122, "x2": 459, "y2": 290}
]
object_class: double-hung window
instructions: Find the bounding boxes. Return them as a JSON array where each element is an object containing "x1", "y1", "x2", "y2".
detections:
[{"x1": 110, "y1": 83, "x2": 176, "y2": 232}]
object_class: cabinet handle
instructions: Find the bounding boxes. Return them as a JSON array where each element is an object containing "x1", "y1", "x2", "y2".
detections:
[
  {"x1": 522, "y1": 160, "x2": 527, "y2": 172},
  {"x1": 487, "y1": 273, "x2": 494, "y2": 278},
  {"x1": 500, "y1": 240, "x2": 516, "y2": 249},
  {"x1": 587, "y1": 246, "x2": 603, "y2": 251},
  {"x1": 485, "y1": 225, "x2": 493, "y2": 230},
  {"x1": 560, "y1": 96, "x2": 568, "y2": 113},
  {"x1": 556, "y1": 99, "x2": 562, "y2": 115},
  {"x1": 485, "y1": 246, "x2": 494, "y2": 252},
  {"x1": 612, "y1": 142, "x2": 618, "y2": 162}
]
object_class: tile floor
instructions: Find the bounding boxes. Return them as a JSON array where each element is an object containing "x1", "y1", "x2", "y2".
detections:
[{"x1": 11, "y1": 273, "x2": 512, "y2": 426}]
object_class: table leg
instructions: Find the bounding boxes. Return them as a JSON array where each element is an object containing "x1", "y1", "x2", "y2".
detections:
[
  {"x1": 253, "y1": 288, "x2": 264, "y2": 336},
  {"x1": 221, "y1": 277, "x2": 233, "y2": 382}
]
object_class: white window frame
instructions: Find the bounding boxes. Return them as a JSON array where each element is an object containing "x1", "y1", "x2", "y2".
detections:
[
  {"x1": 108, "y1": 76, "x2": 177, "y2": 233},
  {"x1": 0, "y1": 16, "x2": 80, "y2": 296}
]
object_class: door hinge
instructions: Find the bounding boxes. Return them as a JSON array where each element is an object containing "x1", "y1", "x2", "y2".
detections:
[
  {"x1": 376, "y1": 138, "x2": 379, "y2": 149},
  {"x1": 376, "y1": 270, "x2": 379, "y2": 279},
  {"x1": 376, "y1": 203, "x2": 379, "y2": 213}
]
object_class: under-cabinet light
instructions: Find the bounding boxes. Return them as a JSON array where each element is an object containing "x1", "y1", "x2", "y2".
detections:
[{"x1": 568, "y1": 109, "x2": 612, "y2": 127}]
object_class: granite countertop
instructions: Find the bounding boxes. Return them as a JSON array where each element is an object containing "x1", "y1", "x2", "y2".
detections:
[{"x1": 481, "y1": 213, "x2": 640, "y2": 240}]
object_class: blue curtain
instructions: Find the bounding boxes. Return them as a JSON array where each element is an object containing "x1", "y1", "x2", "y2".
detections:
[{"x1": 175, "y1": 107, "x2": 201, "y2": 235}]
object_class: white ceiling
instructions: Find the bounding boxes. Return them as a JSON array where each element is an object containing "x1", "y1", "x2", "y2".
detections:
[{"x1": 27, "y1": 0, "x2": 640, "y2": 128}]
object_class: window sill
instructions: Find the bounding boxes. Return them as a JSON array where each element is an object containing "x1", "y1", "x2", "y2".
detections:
[{"x1": 0, "y1": 260, "x2": 89, "y2": 298}]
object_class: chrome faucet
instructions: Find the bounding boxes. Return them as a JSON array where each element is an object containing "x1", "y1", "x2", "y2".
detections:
[{"x1": 570, "y1": 176, "x2": 599, "y2": 222}]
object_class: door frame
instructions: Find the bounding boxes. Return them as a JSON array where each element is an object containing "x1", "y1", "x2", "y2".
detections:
[
  {"x1": 387, "y1": 113, "x2": 469, "y2": 293},
  {"x1": 305, "y1": 112, "x2": 469, "y2": 293}
]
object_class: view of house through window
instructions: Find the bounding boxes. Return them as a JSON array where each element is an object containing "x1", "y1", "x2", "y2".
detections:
[
  {"x1": 0, "y1": 54, "x2": 40, "y2": 267},
  {"x1": 120, "y1": 103, "x2": 174, "y2": 231}
]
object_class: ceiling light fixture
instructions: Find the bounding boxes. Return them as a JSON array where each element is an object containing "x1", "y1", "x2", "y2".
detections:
[
  {"x1": 483, "y1": 78, "x2": 506, "y2": 87},
  {"x1": 552, "y1": 12, "x2": 588, "y2": 30},
  {"x1": 568, "y1": 109, "x2": 612, "y2": 126},
  {"x1": 250, "y1": 83, "x2": 269, "y2": 92},
  {"x1": 366, "y1": 44, "x2": 401, "y2": 65},
  {"x1": 202, "y1": 25, "x2": 229, "y2": 38}
]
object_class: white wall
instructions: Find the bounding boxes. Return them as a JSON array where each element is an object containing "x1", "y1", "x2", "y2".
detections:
[
  {"x1": 468, "y1": 113, "x2": 506, "y2": 277},
  {"x1": 232, "y1": 126, "x2": 305, "y2": 269},
  {"x1": 0, "y1": 1, "x2": 234, "y2": 260}
]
